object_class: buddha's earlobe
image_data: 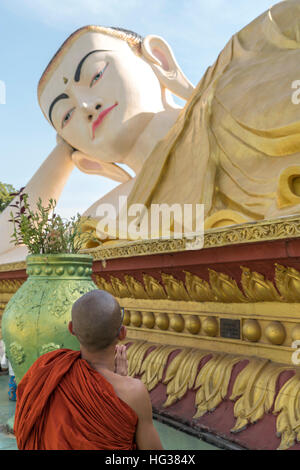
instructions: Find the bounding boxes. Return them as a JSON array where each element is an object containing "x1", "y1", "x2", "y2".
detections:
[
  {"x1": 142, "y1": 35, "x2": 195, "y2": 101},
  {"x1": 71, "y1": 151, "x2": 132, "y2": 183}
]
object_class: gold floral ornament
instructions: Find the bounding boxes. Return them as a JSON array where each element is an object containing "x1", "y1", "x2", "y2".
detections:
[
  {"x1": 274, "y1": 264, "x2": 300, "y2": 302},
  {"x1": 126, "y1": 341, "x2": 180, "y2": 391},
  {"x1": 161, "y1": 273, "x2": 190, "y2": 301},
  {"x1": 230, "y1": 359, "x2": 288, "y2": 433},
  {"x1": 139, "y1": 345, "x2": 179, "y2": 391},
  {"x1": 163, "y1": 349, "x2": 209, "y2": 407},
  {"x1": 124, "y1": 275, "x2": 149, "y2": 299},
  {"x1": 143, "y1": 274, "x2": 167, "y2": 300},
  {"x1": 124, "y1": 341, "x2": 300, "y2": 450},
  {"x1": 184, "y1": 271, "x2": 215, "y2": 302},
  {"x1": 126, "y1": 341, "x2": 151, "y2": 376},
  {"x1": 273, "y1": 373, "x2": 300, "y2": 450},
  {"x1": 94, "y1": 275, "x2": 116, "y2": 297},
  {"x1": 193, "y1": 354, "x2": 242, "y2": 418},
  {"x1": 110, "y1": 276, "x2": 131, "y2": 298},
  {"x1": 78, "y1": 264, "x2": 300, "y2": 305},
  {"x1": 208, "y1": 269, "x2": 246, "y2": 303},
  {"x1": 241, "y1": 266, "x2": 281, "y2": 302}
]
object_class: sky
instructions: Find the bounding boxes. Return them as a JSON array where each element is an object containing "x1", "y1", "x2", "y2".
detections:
[{"x1": 0, "y1": 0, "x2": 276, "y2": 218}]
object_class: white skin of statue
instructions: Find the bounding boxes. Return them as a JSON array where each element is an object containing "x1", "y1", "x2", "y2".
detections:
[{"x1": 0, "y1": 31, "x2": 194, "y2": 263}]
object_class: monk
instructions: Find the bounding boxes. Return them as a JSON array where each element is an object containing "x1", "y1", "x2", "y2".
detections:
[{"x1": 14, "y1": 290, "x2": 163, "y2": 450}]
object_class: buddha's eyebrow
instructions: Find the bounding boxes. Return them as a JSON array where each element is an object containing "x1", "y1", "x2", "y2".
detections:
[
  {"x1": 48, "y1": 93, "x2": 69, "y2": 125},
  {"x1": 74, "y1": 49, "x2": 111, "y2": 82},
  {"x1": 48, "y1": 50, "x2": 111, "y2": 125}
]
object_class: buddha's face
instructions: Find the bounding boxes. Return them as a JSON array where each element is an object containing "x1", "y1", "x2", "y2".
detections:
[{"x1": 39, "y1": 31, "x2": 164, "y2": 163}]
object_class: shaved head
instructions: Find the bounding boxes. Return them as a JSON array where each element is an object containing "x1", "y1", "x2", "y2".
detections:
[{"x1": 71, "y1": 290, "x2": 122, "y2": 352}]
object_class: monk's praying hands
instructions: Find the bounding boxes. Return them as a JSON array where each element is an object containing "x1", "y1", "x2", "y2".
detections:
[{"x1": 115, "y1": 344, "x2": 128, "y2": 376}]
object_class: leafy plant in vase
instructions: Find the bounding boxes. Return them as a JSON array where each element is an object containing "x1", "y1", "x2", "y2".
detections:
[{"x1": 2, "y1": 190, "x2": 98, "y2": 383}]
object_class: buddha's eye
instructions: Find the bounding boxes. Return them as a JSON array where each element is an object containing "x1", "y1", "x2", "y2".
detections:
[
  {"x1": 61, "y1": 107, "x2": 75, "y2": 129},
  {"x1": 90, "y1": 63, "x2": 109, "y2": 88}
]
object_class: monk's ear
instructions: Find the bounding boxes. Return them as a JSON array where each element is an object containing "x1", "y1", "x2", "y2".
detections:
[
  {"x1": 142, "y1": 35, "x2": 195, "y2": 101},
  {"x1": 72, "y1": 151, "x2": 132, "y2": 183},
  {"x1": 68, "y1": 321, "x2": 74, "y2": 336},
  {"x1": 118, "y1": 325, "x2": 127, "y2": 342}
]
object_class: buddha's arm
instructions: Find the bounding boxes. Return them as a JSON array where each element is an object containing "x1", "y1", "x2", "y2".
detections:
[{"x1": 0, "y1": 140, "x2": 75, "y2": 256}]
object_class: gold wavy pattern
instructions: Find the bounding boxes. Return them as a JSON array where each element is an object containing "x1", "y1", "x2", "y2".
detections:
[
  {"x1": 2, "y1": 261, "x2": 300, "y2": 305},
  {"x1": 139, "y1": 345, "x2": 179, "y2": 391},
  {"x1": 163, "y1": 349, "x2": 208, "y2": 407},
  {"x1": 193, "y1": 354, "x2": 242, "y2": 418},
  {"x1": 94, "y1": 264, "x2": 300, "y2": 303},
  {"x1": 125, "y1": 340, "x2": 300, "y2": 450},
  {"x1": 230, "y1": 359, "x2": 288, "y2": 433},
  {"x1": 273, "y1": 374, "x2": 300, "y2": 450}
]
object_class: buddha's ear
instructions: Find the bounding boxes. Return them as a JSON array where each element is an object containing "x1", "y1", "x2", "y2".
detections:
[
  {"x1": 72, "y1": 151, "x2": 132, "y2": 183},
  {"x1": 142, "y1": 35, "x2": 195, "y2": 101}
]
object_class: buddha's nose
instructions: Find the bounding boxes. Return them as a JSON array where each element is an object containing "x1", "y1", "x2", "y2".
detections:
[{"x1": 81, "y1": 101, "x2": 102, "y2": 121}]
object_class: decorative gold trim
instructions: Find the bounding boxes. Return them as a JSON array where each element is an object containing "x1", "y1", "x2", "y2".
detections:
[
  {"x1": 0, "y1": 279, "x2": 24, "y2": 293},
  {"x1": 120, "y1": 294, "x2": 300, "y2": 365},
  {"x1": 163, "y1": 349, "x2": 208, "y2": 407},
  {"x1": 241, "y1": 266, "x2": 281, "y2": 302},
  {"x1": 194, "y1": 353, "x2": 242, "y2": 418},
  {"x1": 275, "y1": 264, "x2": 300, "y2": 302},
  {"x1": 1, "y1": 218, "x2": 300, "y2": 271},
  {"x1": 273, "y1": 373, "x2": 300, "y2": 450},
  {"x1": 125, "y1": 340, "x2": 300, "y2": 450},
  {"x1": 230, "y1": 359, "x2": 288, "y2": 433},
  {"x1": 0, "y1": 262, "x2": 26, "y2": 273},
  {"x1": 184, "y1": 271, "x2": 214, "y2": 301},
  {"x1": 2, "y1": 216, "x2": 300, "y2": 270},
  {"x1": 91, "y1": 265, "x2": 300, "y2": 364},
  {"x1": 208, "y1": 269, "x2": 246, "y2": 303},
  {"x1": 94, "y1": 264, "x2": 300, "y2": 303},
  {"x1": 82, "y1": 214, "x2": 300, "y2": 261}
]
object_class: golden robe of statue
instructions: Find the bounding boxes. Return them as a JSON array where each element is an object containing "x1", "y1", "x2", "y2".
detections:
[{"x1": 126, "y1": 0, "x2": 300, "y2": 230}]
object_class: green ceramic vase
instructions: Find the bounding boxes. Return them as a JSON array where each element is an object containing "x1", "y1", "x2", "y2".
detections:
[{"x1": 2, "y1": 254, "x2": 97, "y2": 383}]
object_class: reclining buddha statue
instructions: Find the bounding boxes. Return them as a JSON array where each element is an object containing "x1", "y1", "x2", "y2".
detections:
[{"x1": 1, "y1": 0, "x2": 300, "y2": 262}]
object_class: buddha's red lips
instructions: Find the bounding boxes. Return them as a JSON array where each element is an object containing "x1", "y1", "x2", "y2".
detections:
[{"x1": 92, "y1": 102, "x2": 118, "y2": 139}]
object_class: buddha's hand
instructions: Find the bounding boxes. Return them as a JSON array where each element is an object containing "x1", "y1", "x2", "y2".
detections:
[
  {"x1": 56, "y1": 134, "x2": 76, "y2": 153},
  {"x1": 114, "y1": 344, "x2": 128, "y2": 376}
]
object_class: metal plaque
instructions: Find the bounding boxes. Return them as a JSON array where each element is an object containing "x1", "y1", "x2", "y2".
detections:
[{"x1": 220, "y1": 318, "x2": 240, "y2": 339}]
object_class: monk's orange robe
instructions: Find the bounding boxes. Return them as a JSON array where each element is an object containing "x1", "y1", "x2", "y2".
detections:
[{"x1": 14, "y1": 349, "x2": 138, "y2": 450}]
